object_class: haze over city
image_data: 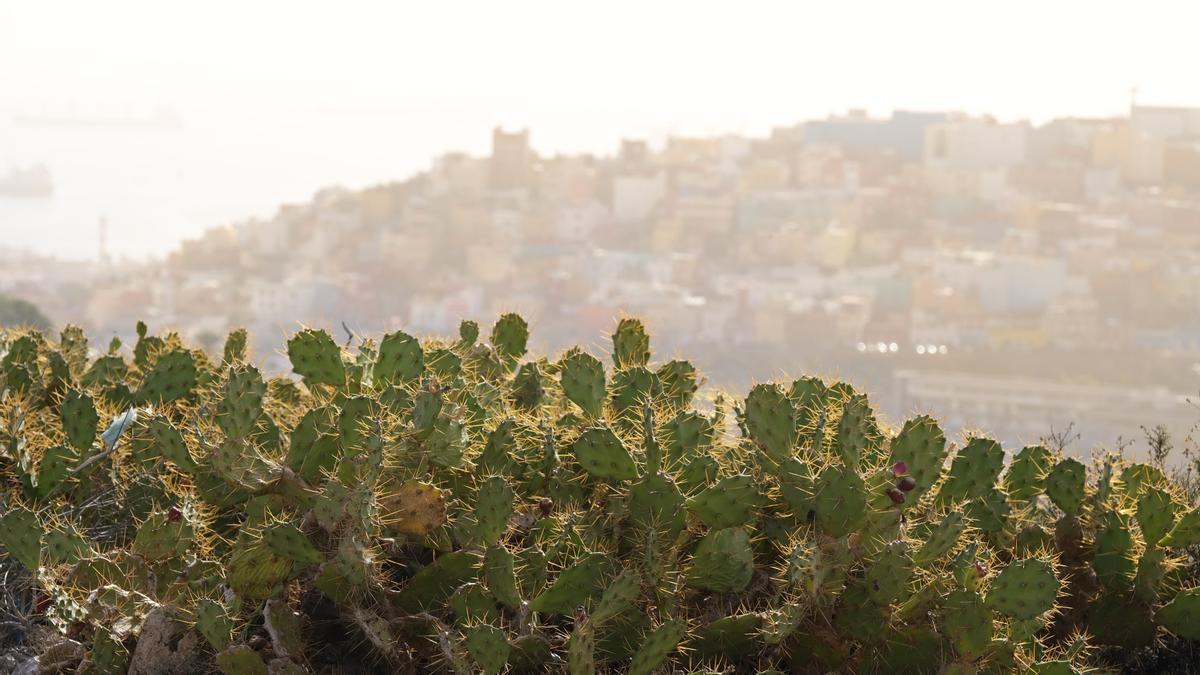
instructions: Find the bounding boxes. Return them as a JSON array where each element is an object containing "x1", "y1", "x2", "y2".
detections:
[{"x1": 3, "y1": 0, "x2": 1200, "y2": 459}]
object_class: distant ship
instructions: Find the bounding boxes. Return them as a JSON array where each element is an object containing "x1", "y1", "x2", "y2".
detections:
[
  {"x1": 13, "y1": 108, "x2": 182, "y2": 130},
  {"x1": 0, "y1": 165, "x2": 54, "y2": 198}
]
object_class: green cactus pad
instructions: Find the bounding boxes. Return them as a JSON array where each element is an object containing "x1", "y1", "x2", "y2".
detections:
[
  {"x1": 61, "y1": 389, "x2": 100, "y2": 450},
  {"x1": 866, "y1": 540, "x2": 913, "y2": 605},
  {"x1": 628, "y1": 619, "x2": 686, "y2": 675},
  {"x1": 481, "y1": 545, "x2": 521, "y2": 610},
  {"x1": 195, "y1": 598, "x2": 233, "y2": 651},
  {"x1": 35, "y1": 443, "x2": 74, "y2": 500},
  {"x1": 530, "y1": 552, "x2": 610, "y2": 614},
  {"x1": 835, "y1": 393, "x2": 877, "y2": 467},
  {"x1": 1162, "y1": 506, "x2": 1200, "y2": 548},
  {"x1": 663, "y1": 410, "x2": 715, "y2": 468},
  {"x1": 986, "y1": 558, "x2": 1059, "y2": 621},
  {"x1": 465, "y1": 624, "x2": 511, "y2": 675},
  {"x1": 559, "y1": 351, "x2": 606, "y2": 418},
  {"x1": 1005, "y1": 445, "x2": 1052, "y2": 501},
  {"x1": 1044, "y1": 458, "x2": 1086, "y2": 516},
  {"x1": 886, "y1": 415, "x2": 946, "y2": 503},
  {"x1": 913, "y1": 511, "x2": 967, "y2": 565},
  {"x1": 592, "y1": 570, "x2": 640, "y2": 625},
  {"x1": 942, "y1": 589, "x2": 992, "y2": 657},
  {"x1": 137, "y1": 348, "x2": 199, "y2": 403},
  {"x1": 687, "y1": 527, "x2": 754, "y2": 593},
  {"x1": 373, "y1": 330, "x2": 424, "y2": 385},
  {"x1": 218, "y1": 365, "x2": 266, "y2": 439},
  {"x1": 262, "y1": 522, "x2": 323, "y2": 565},
  {"x1": 0, "y1": 506, "x2": 42, "y2": 571},
  {"x1": 228, "y1": 540, "x2": 295, "y2": 601},
  {"x1": 612, "y1": 317, "x2": 650, "y2": 368},
  {"x1": 1136, "y1": 486, "x2": 1177, "y2": 546},
  {"x1": 43, "y1": 524, "x2": 90, "y2": 566},
  {"x1": 449, "y1": 582, "x2": 500, "y2": 625},
  {"x1": 935, "y1": 437, "x2": 1005, "y2": 506},
  {"x1": 491, "y1": 313, "x2": 530, "y2": 364},
  {"x1": 685, "y1": 474, "x2": 763, "y2": 529},
  {"x1": 572, "y1": 427, "x2": 638, "y2": 481},
  {"x1": 286, "y1": 329, "x2": 345, "y2": 387},
  {"x1": 628, "y1": 472, "x2": 685, "y2": 537},
  {"x1": 473, "y1": 476, "x2": 515, "y2": 546},
  {"x1": 743, "y1": 383, "x2": 797, "y2": 460},
  {"x1": 263, "y1": 598, "x2": 304, "y2": 661},
  {"x1": 81, "y1": 627, "x2": 129, "y2": 675},
  {"x1": 814, "y1": 464, "x2": 867, "y2": 537},
  {"x1": 963, "y1": 488, "x2": 1011, "y2": 535},
  {"x1": 608, "y1": 367, "x2": 663, "y2": 421},
  {"x1": 147, "y1": 418, "x2": 198, "y2": 472},
  {"x1": 133, "y1": 510, "x2": 194, "y2": 561},
  {"x1": 1093, "y1": 509, "x2": 1135, "y2": 587},
  {"x1": 657, "y1": 359, "x2": 699, "y2": 410},
  {"x1": 689, "y1": 613, "x2": 763, "y2": 661},
  {"x1": 1156, "y1": 587, "x2": 1200, "y2": 640},
  {"x1": 567, "y1": 621, "x2": 596, "y2": 675},
  {"x1": 216, "y1": 645, "x2": 268, "y2": 675}
]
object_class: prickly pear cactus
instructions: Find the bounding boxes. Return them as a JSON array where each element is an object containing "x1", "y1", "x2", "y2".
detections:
[{"x1": 0, "y1": 316, "x2": 1194, "y2": 674}]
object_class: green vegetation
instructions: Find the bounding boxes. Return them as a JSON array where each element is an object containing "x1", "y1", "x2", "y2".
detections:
[
  {"x1": 0, "y1": 293, "x2": 49, "y2": 332},
  {"x1": 0, "y1": 316, "x2": 1198, "y2": 673}
]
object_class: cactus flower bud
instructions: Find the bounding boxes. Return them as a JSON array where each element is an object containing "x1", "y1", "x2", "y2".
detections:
[
  {"x1": 887, "y1": 487, "x2": 905, "y2": 505},
  {"x1": 167, "y1": 506, "x2": 182, "y2": 522},
  {"x1": 896, "y1": 476, "x2": 917, "y2": 492},
  {"x1": 891, "y1": 461, "x2": 908, "y2": 476}
]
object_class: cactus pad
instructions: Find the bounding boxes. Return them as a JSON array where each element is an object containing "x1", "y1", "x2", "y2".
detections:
[
  {"x1": 612, "y1": 317, "x2": 651, "y2": 368},
  {"x1": 572, "y1": 427, "x2": 638, "y2": 481},
  {"x1": 936, "y1": 437, "x2": 1005, "y2": 506},
  {"x1": 1044, "y1": 458, "x2": 1086, "y2": 516},
  {"x1": 685, "y1": 474, "x2": 763, "y2": 529},
  {"x1": 687, "y1": 527, "x2": 754, "y2": 593},
  {"x1": 286, "y1": 329, "x2": 345, "y2": 387},
  {"x1": 743, "y1": 383, "x2": 797, "y2": 460},
  {"x1": 61, "y1": 389, "x2": 100, "y2": 450},
  {"x1": 986, "y1": 558, "x2": 1059, "y2": 620},
  {"x1": 0, "y1": 506, "x2": 42, "y2": 571}
]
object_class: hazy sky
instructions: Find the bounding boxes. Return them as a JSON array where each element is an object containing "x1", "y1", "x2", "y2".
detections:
[{"x1": 3, "y1": 0, "x2": 1197, "y2": 148}]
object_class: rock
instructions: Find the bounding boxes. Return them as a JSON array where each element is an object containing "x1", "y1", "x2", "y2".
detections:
[
  {"x1": 128, "y1": 606, "x2": 205, "y2": 675},
  {"x1": 36, "y1": 639, "x2": 83, "y2": 674},
  {"x1": 9, "y1": 656, "x2": 38, "y2": 675}
]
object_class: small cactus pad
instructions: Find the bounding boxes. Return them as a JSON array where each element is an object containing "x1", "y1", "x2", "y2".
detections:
[
  {"x1": 986, "y1": 558, "x2": 1059, "y2": 621},
  {"x1": 465, "y1": 624, "x2": 511, "y2": 675},
  {"x1": 886, "y1": 415, "x2": 946, "y2": 503},
  {"x1": 286, "y1": 329, "x2": 345, "y2": 387},
  {"x1": 612, "y1": 317, "x2": 651, "y2": 368},
  {"x1": 1005, "y1": 445, "x2": 1052, "y2": 501},
  {"x1": 814, "y1": 464, "x2": 867, "y2": 537},
  {"x1": 936, "y1": 437, "x2": 1005, "y2": 505},
  {"x1": 1045, "y1": 458, "x2": 1087, "y2": 515},
  {"x1": 628, "y1": 619, "x2": 686, "y2": 675},
  {"x1": 473, "y1": 476, "x2": 515, "y2": 546},
  {"x1": 491, "y1": 313, "x2": 530, "y2": 364},
  {"x1": 559, "y1": 351, "x2": 606, "y2": 418},
  {"x1": 1136, "y1": 486, "x2": 1177, "y2": 546},
  {"x1": 530, "y1": 552, "x2": 610, "y2": 614},
  {"x1": 373, "y1": 330, "x2": 424, "y2": 385},
  {"x1": 1162, "y1": 507, "x2": 1200, "y2": 547},
  {"x1": 865, "y1": 541, "x2": 913, "y2": 605},
  {"x1": 61, "y1": 389, "x2": 100, "y2": 450},
  {"x1": 685, "y1": 474, "x2": 763, "y2": 529},
  {"x1": 743, "y1": 383, "x2": 797, "y2": 460},
  {"x1": 137, "y1": 348, "x2": 199, "y2": 403},
  {"x1": 195, "y1": 598, "x2": 233, "y2": 651},
  {"x1": 262, "y1": 522, "x2": 323, "y2": 565},
  {"x1": 687, "y1": 527, "x2": 754, "y2": 593},
  {"x1": 572, "y1": 427, "x2": 638, "y2": 481},
  {"x1": 216, "y1": 644, "x2": 268, "y2": 675},
  {"x1": 1156, "y1": 587, "x2": 1200, "y2": 640},
  {"x1": 0, "y1": 506, "x2": 43, "y2": 570},
  {"x1": 914, "y1": 511, "x2": 967, "y2": 565},
  {"x1": 592, "y1": 570, "x2": 641, "y2": 625}
]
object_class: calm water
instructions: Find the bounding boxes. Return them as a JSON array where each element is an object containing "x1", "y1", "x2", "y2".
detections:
[{"x1": 0, "y1": 110, "x2": 501, "y2": 261}]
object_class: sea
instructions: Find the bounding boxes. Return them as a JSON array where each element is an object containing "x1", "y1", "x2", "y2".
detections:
[{"x1": 0, "y1": 108, "x2": 546, "y2": 261}]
